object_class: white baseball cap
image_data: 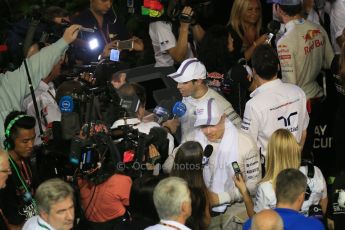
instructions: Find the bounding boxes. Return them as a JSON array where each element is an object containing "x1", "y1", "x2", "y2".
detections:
[
  {"x1": 194, "y1": 98, "x2": 222, "y2": 127},
  {"x1": 168, "y1": 58, "x2": 206, "y2": 83}
]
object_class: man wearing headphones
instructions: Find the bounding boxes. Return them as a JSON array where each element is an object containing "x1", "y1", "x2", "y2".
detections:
[{"x1": 1, "y1": 111, "x2": 37, "y2": 229}]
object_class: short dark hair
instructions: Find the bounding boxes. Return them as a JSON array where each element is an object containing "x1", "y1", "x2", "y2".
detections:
[
  {"x1": 43, "y1": 6, "x2": 69, "y2": 23},
  {"x1": 252, "y1": 44, "x2": 279, "y2": 80},
  {"x1": 4, "y1": 111, "x2": 36, "y2": 140},
  {"x1": 278, "y1": 4, "x2": 302, "y2": 17},
  {"x1": 275, "y1": 168, "x2": 307, "y2": 204},
  {"x1": 118, "y1": 82, "x2": 146, "y2": 107}
]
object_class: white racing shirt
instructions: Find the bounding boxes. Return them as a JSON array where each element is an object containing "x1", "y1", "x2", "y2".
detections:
[
  {"x1": 195, "y1": 122, "x2": 261, "y2": 211},
  {"x1": 181, "y1": 87, "x2": 241, "y2": 143},
  {"x1": 242, "y1": 79, "x2": 309, "y2": 157},
  {"x1": 277, "y1": 18, "x2": 334, "y2": 99}
]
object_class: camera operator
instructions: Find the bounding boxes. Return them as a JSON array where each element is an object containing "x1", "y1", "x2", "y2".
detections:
[
  {"x1": 71, "y1": 0, "x2": 144, "y2": 64},
  {"x1": 111, "y1": 83, "x2": 174, "y2": 174},
  {"x1": 144, "y1": 0, "x2": 205, "y2": 67},
  {"x1": 6, "y1": 6, "x2": 71, "y2": 68},
  {"x1": 0, "y1": 24, "x2": 80, "y2": 146},
  {"x1": 74, "y1": 122, "x2": 132, "y2": 230}
]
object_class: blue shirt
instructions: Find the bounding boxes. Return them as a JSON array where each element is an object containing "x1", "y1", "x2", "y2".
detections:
[{"x1": 243, "y1": 208, "x2": 325, "y2": 230}]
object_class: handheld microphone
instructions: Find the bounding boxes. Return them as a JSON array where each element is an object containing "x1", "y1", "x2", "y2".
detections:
[
  {"x1": 69, "y1": 137, "x2": 83, "y2": 165},
  {"x1": 153, "y1": 106, "x2": 170, "y2": 124},
  {"x1": 172, "y1": 101, "x2": 187, "y2": 119},
  {"x1": 202, "y1": 144, "x2": 213, "y2": 166},
  {"x1": 267, "y1": 20, "x2": 281, "y2": 35},
  {"x1": 61, "y1": 19, "x2": 95, "y2": 33},
  {"x1": 308, "y1": 205, "x2": 323, "y2": 221},
  {"x1": 59, "y1": 96, "x2": 74, "y2": 113}
]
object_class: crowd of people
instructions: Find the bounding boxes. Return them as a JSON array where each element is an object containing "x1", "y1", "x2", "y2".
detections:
[{"x1": 0, "y1": 0, "x2": 345, "y2": 229}]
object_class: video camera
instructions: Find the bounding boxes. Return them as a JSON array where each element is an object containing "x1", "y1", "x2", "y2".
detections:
[{"x1": 171, "y1": 0, "x2": 213, "y2": 24}]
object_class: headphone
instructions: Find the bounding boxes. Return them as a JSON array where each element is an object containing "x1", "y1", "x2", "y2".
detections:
[{"x1": 4, "y1": 114, "x2": 32, "y2": 150}]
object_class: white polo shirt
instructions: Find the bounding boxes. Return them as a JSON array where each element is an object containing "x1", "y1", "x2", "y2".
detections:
[
  {"x1": 181, "y1": 87, "x2": 241, "y2": 143},
  {"x1": 241, "y1": 79, "x2": 309, "y2": 157}
]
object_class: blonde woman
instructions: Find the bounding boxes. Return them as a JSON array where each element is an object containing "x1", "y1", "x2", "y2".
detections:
[
  {"x1": 227, "y1": 0, "x2": 268, "y2": 60},
  {"x1": 235, "y1": 129, "x2": 328, "y2": 217}
]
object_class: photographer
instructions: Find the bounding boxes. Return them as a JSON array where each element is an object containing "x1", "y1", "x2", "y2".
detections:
[
  {"x1": 71, "y1": 0, "x2": 144, "y2": 64},
  {"x1": 145, "y1": 0, "x2": 205, "y2": 67},
  {"x1": 0, "y1": 24, "x2": 80, "y2": 147},
  {"x1": 5, "y1": 6, "x2": 71, "y2": 68}
]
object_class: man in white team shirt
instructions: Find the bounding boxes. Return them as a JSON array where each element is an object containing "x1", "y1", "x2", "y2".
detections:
[
  {"x1": 194, "y1": 98, "x2": 260, "y2": 230},
  {"x1": 163, "y1": 58, "x2": 241, "y2": 144},
  {"x1": 242, "y1": 44, "x2": 309, "y2": 160}
]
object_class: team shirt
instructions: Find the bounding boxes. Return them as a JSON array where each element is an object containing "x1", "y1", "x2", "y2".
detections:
[
  {"x1": 242, "y1": 79, "x2": 309, "y2": 157},
  {"x1": 181, "y1": 87, "x2": 241, "y2": 143},
  {"x1": 277, "y1": 18, "x2": 334, "y2": 99}
]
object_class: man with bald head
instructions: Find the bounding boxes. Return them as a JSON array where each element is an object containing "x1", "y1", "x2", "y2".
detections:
[{"x1": 251, "y1": 209, "x2": 283, "y2": 230}]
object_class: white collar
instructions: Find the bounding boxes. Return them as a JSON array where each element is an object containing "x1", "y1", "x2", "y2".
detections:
[
  {"x1": 160, "y1": 220, "x2": 191, "y2": 230},
  {"x1": 250, "y1": 79, "x2": 282, "y2": 98},
  {"x1": 285, "y1": 18, "x2": 305, "y2": 32},
  {"x1": 37, "y1": 215, "x2": 55, "y2": 230},
  {"x1": 111, "y1": 118, "x2": 141, "y2": 129}
]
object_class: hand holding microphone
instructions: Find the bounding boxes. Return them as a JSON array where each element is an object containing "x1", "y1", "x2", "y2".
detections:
[{"x1": 162, "y1": 101, "x2": 187, "y2": 134}]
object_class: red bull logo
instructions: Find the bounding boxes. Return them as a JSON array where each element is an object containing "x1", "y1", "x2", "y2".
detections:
[{"x1": 303, "y1": 29, "x2": 321, "y2": 43}]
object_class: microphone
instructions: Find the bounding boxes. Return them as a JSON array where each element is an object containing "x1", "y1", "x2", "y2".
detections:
[
  {"x1": 172, "y1": 101, "x2": 187, "y2": 119},
  {"x1": 153, "y1": 106, "x2": 170, "y2": 124},
  {"x1": 61, "y1": 19, "x2": 95, "y2": 33},
  {"x1": 308, "y1": 205, "x2": 323, "y2": 221},
  {"x1": 152, "y1": 100, "x2": 174, "y2": 123},
  {"x1": 59, "y1": 96, "x2": 74, "y2": 113},
  {"x1": 202, "y1": 144, "x2": 213, "y2": 166},
  {"x1": 69, "y1": 137, "x2": 83, "y2": 165},
  {"x1": 267, "y1": 20, "x2": 281, "y2": 35}
]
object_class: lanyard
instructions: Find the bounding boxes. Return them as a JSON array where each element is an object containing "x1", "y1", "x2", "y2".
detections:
[
  {"x1": 37, "y1": 218, "x2": 51, "y2": 230},
  {"x1": 159, "y1": 222, "x2": 181, "y2": 230},
  {"x1": 21, "y1": 160, "x2": 32, "y2": 186},
  {"x1": 8, "y1": 156, "x2": 31, "y2": 193}
]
